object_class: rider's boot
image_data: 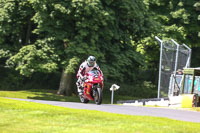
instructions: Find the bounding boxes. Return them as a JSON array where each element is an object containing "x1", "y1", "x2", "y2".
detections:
[{"x1": 77, "y1": 85, "x2": 84, "y2": 95}]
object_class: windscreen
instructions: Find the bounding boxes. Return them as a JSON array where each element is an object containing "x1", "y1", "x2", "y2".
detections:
[{"x1": 88, "y1": 70, "x2": 99, "y2": 77}]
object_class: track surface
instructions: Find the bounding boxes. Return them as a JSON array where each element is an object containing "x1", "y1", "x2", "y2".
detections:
[{"x1": 7, "y1": 98, "x2": 200, "y2": 123}]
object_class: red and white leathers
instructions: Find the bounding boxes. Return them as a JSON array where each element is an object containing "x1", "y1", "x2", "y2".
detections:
[{"x1": 76, "y1": 61, "x2": 103, "y2": 92}]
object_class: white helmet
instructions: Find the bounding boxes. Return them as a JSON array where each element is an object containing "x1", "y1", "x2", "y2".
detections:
[{"x1": 87, "y1": 56, "x2": 96, "y2": 67}]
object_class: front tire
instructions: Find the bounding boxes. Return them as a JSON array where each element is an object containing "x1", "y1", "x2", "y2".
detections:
[
  {"x1": 79, "y1": 95, "x2": 89, "y2": 103},
  {"x1": 94, "y1": 88, "x2": 102, "y2": 105}
]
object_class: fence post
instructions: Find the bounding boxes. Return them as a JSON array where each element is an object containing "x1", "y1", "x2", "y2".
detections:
[
  {"x1": 111, "y1": 89, "x2": 114, "y2": 104},
  {"x1": 155, "y1": 36, "x2": 163, "y2": 98},
  {"x1": 183, "y1": 43, "x2": 192, "y2": 68},
  {"x1": 110, "y1": 84, "x2": 120, "y2": 104},
  {"x1": 171, "y1": 39, "x2": 180, "y2": 96}
]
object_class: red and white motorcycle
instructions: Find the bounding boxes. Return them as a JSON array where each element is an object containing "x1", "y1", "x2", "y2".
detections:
[{"x1": 79, "y1": 69, "x2": 103, "y2": 105}]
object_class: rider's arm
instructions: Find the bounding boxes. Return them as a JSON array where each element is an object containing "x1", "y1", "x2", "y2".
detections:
[
  {"x1": 96, "y1": 66, "x2": 103, "y2": 76},
  {"x1": 77, "y1": 64, "x2": 85, "y2": 79}
]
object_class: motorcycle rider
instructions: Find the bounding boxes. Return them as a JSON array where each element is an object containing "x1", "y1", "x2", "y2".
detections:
[{"x1": 76, "y1": 56, "x2": 103, "y2": 94}]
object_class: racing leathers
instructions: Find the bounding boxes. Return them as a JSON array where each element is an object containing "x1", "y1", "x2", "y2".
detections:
[{"x1": 76, "y1": 61, "x2": 103, "y2": 93}]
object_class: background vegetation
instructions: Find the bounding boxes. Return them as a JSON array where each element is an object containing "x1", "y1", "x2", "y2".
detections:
[{"x1": 0, "y1": 0, "x2": 199, "y2": 99}]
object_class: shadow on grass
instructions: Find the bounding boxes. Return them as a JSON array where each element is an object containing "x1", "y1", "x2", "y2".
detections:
[
  {"x1": 25, "y1": 89, "x2": 80, "y2": 102},
  {"x1": 27, "y1": 89, "x2": 140, "y2": 104},
  {"x1": 0, "y1": 88, "x2": 140, "y2": 104}
]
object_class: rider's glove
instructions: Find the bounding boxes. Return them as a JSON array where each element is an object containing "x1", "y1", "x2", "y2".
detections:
[
  {"x1": 82, "y1": 76, "x2": 87, "y2": 81},
  {"x1": 80, "y1": 75, "x2": 87, "y2": 81}
]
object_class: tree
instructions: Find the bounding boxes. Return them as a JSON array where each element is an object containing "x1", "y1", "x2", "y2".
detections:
[
  {"x1": 137, "y1": 0, "x2": 200, "y2": 84},
  {"x1": 0, "y1": 0, "x2": 34, "y2": 61},
  {"x1": 3, "y1": 0, "x2": 156, "y2": 95},
  {"x1": 143, "y1": 0, "x2": 200, "y2": 45},
  {"x1": 194, "y1": 1, "x2": 200, "y2": 37},
  {"x1": 0, "y1": 0, "x2": 36, "y2": 89}
]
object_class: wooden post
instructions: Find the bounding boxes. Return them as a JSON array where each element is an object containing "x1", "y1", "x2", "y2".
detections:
[
  {"x1": 191, "y1": 74, "x2": 195, "y2": 94},
  {"x1": 181, "y1": 74, "x2": 185, "y2": 94}
]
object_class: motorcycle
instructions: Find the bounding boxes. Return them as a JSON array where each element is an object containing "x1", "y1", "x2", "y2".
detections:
[{"x1": 79, "y1": 68, "x2": 104, "y2": 105}]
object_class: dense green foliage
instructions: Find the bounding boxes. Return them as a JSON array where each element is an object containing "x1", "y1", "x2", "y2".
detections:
[
  {"x1": 144, "y1": 0, "x2": 200, "y2": 45},
  {"x1": 0, "y1": 0, "x2": 199, "y2": 98},
  {"x1": 194, "y1": 1, "x2": 200, "y2": 37}
]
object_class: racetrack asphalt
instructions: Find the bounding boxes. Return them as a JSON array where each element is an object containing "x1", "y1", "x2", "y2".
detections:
[{"x1": 6, "y1": 98, "x2": 200, "y2": 123}]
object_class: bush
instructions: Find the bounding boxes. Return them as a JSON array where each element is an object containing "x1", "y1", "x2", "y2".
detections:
[
  {"x1": 0, "y1": 67, "x2": 61, "y2": 90},
  {"x1": 103, "y1": 80, "x2": 157, "y2": 99},
  {"x1": 0, "y1": 67, "x2": 23, "y2": 90}
]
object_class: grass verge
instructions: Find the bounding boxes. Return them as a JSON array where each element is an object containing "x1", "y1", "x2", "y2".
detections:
[
  {"x1": 0, "y1": 89, "x2": 139, "y2": 104},
  {"x1": 0, "y1": 89, "x2": 79, "y2": 102},
  {"x1": 0, "y1": 97, "x2": 200, "y2": 133}
]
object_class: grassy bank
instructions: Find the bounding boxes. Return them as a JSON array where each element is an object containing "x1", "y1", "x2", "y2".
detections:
[
  {"x1": 0, "y1": 89, "x2": 138, "y2": 104},
  {"x1": 0, "y1": 97, "x2": 200, "y2": 133},
  {"x1": 0, "y1": 89, "x2": 79, "y2": 102}
]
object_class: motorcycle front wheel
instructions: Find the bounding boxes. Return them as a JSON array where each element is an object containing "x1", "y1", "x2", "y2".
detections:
[
  {"x1": 79, "y1": 95, "x2": 89, "y2": 103},
  {"x1": 94, "y1": 87, "x2": 102, "y2": 105}
]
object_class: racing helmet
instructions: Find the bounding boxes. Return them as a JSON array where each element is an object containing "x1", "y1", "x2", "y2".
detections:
[{"x1": 87, "y1": 56, "x2": 96, "y2": 67}]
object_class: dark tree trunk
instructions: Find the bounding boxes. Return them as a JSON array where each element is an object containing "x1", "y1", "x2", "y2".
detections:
[
  {"x1": 25, "y1": 18, "x2": 32, "y2": 45},
  {"x1": 57, "y1": 69, "x2": 74, "y2": 96}
]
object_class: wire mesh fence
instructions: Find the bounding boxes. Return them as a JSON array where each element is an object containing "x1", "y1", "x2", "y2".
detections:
[
  {"x1": 160, "y1": 41, "x2": 177, "y2": 97},
  {"x1": 155, "y1": 37, "x2": 191, "y2": 98}
]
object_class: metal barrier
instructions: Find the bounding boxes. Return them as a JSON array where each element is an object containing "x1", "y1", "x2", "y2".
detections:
[{"x1": 155, "y1": 36, "x2": 191, "y2": 98}]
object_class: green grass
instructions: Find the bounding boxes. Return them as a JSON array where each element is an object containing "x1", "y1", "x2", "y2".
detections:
[
  {"x1": 1, "y1": 89, "x2": 200, "y2": 112},
  {"x1": 189, "y1": 107, "x2": 200, "y2": 112},
  {"x1": 0, "y1": 89, "x2": 80, "y2": 102},
  {"x1": 1, "y1": 89, "x2": 200, "y2": 111},
  {"x1": 143, "y1": 105, "x2": 200, "y2": 112},
  {"x1": 0, "y1": 97, "x2": 200, "y2": 133},
  {"x1": 0, "y1": 89, "x2": 139, "y2": 104}
]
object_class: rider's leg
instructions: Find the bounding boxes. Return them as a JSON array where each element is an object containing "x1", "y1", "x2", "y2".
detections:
[{"x1": 76, "y1": 78, "x2": 83, "y2": 93}]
